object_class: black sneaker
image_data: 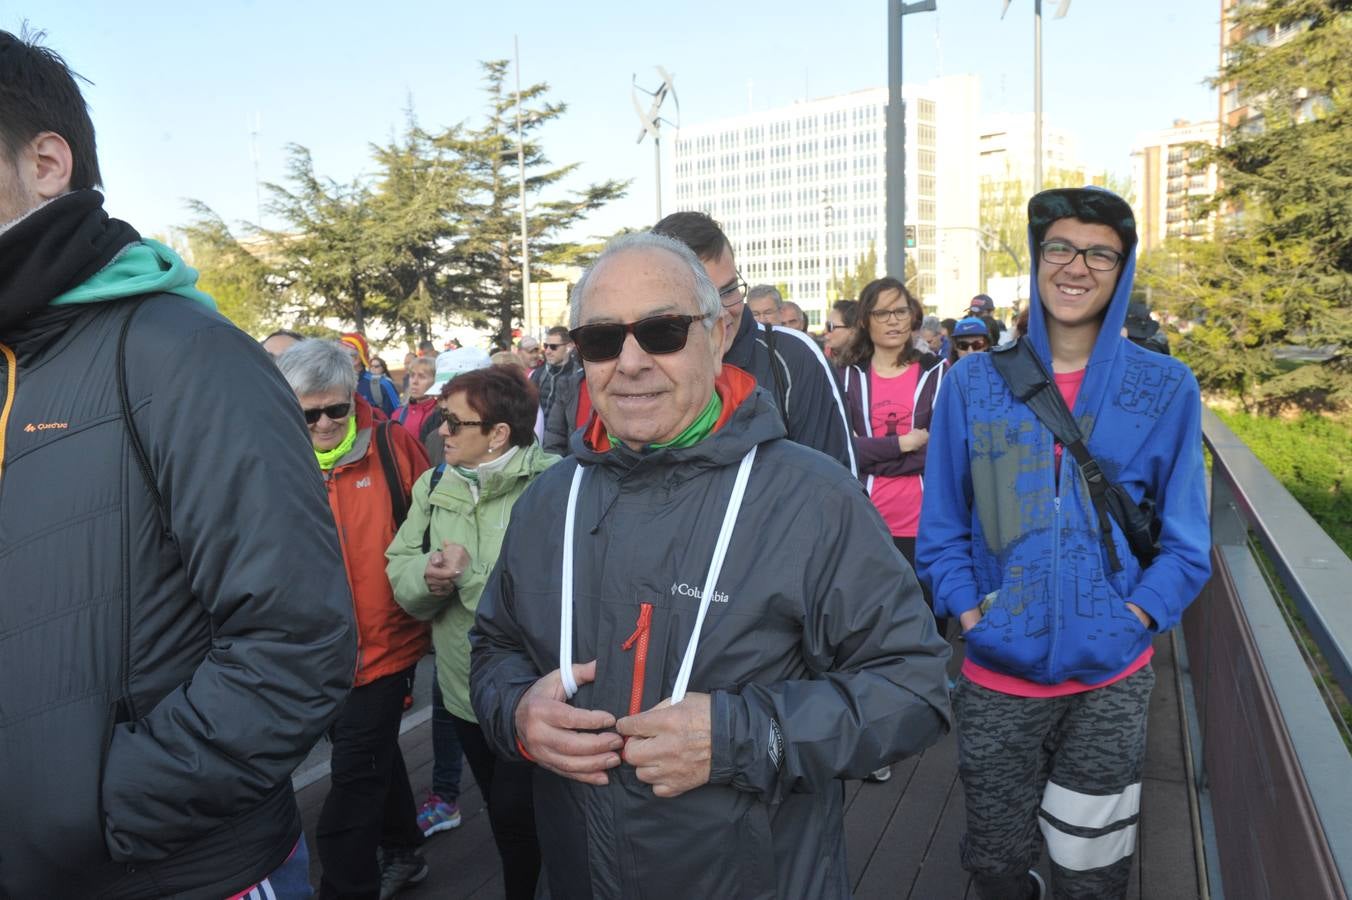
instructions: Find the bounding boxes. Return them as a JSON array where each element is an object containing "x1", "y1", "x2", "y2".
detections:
[{"x1": 378, "y1": 849, "x2": 429, "y2": 900}]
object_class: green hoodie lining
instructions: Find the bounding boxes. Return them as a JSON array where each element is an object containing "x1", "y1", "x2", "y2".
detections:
[{"x1": 51, "y1": 239, "x2": 217, "y2": 310}]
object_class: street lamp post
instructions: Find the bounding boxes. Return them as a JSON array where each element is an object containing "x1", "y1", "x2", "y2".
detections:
[
  {"x1": 1001, "y1": 0, "x2": 1071, "y2": 194},
  {"x1": 886, "y1": 0, "x2": 937, "y2": 282}
]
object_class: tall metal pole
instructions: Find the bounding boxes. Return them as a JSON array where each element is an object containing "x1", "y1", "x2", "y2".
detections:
[
  {"x1": 1033, "y1": 0, "x2": 1043, "y2": 193},
  {"x1": 885, "y1": 1, "x2": 936, "y2": 282},
  {"x1": 515, "y1": 36, "x2": 532, "y2": 335},
  {"x1": 654, "y1": 138, "x2": 662, "y2": 222},
  {"x1": 886, "y1": 1, "x2": 906, "y2": 281}
]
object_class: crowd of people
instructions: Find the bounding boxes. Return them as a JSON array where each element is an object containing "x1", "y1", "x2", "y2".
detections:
[{"x1": 3, "y1": 29, "x2": 1211, "y2": 900}]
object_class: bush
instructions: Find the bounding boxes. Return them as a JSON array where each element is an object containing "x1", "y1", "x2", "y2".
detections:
[{"x1": 1213, "y1": 409, "x2": 1352, "y2": 557}]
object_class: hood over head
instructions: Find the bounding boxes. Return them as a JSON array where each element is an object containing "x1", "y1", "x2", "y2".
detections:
[{"x1": 1024, "y1": 185, "x2": 1138, "y2": 380}]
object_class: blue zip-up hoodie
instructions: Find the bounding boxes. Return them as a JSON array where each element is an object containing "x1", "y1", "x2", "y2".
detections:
[{"x1": 917, "y1": 187, "x2": 1211, "y2": 685}]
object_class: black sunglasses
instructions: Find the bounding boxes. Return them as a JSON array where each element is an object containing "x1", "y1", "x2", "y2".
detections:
[
  {"x1": 441, "y1": 415, "x2": 486, "y2": 436},
  {"x1": 955, "y1": 339, "x2": 988, "y2": 351},
  {"x1": 302, "y1": 402, "x2": 351, "y2": 425},
  {"x1": 542, "y1": 342, "x2": 567, "y2": 351},
  {"x1": 568, "y1": 314, "x2": 711, "y2": 363}
]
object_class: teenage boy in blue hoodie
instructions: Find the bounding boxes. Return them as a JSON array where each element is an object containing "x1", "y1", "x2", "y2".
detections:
[{"x1": 918, "y1": 187, "x2": 1211, "y2": 900}]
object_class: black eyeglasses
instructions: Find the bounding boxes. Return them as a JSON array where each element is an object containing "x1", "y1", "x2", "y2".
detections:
[
  {"x1": 302, "y1": 402, "x2": 351, "y2": 425},
  {"x1": 569, "y1": 314, "x2": 711, "y2": 362},
  {"x1": 718, "y1": 273, "x2": 748, "y2": 307},
  {"x1": 869, "y1": 307, "x2": 913, "y2": 324},
  {"x1": 441, "y1": 415, "x2": 486, "y2": 436},
  {"x1": 825, "y1": 321, "x2": 847, "y2": 333},
  {"x1": 1040, "y1": 240, "x2": 1123, "y2": 272},
  {"x1": 954, "y1": 339, "x2": 988, "y2": 351}
]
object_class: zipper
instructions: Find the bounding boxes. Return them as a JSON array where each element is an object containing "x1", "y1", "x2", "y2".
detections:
[
  {"x1": 0, "y1": 342, "x2": 16, "y2": 483},
  {"x1": 1050, "y1": 491, "x2": 1063, "y2": 683},
  {"x1": 621, "y1": 603, "x2": 654, "y2": 716}
]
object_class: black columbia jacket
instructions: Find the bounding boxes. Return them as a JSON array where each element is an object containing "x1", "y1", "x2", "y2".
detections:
[
  {"x1": 0, "y1": 297, "x2": 356, "y2": 898},
  {"x1": 470, "y1": 370, "x2": 951, "y2": 899}
]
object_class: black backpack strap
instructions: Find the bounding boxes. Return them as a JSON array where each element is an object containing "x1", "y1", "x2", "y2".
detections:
[
  {"x1": 989, "y1": 339, "x2": 1125, "y2": 572},
  {"x1": 762, "y1": 325, "x2": 790, "y2": 432},
  {"x1": 116, "y1": 298, "x2": 172, "y2": 537},
  {"x1": 421, "y1": 464, "x2": 447, "y2": 553},
  {"x1": 374, "y1": 420, "x2": 410, "y2": 528}
]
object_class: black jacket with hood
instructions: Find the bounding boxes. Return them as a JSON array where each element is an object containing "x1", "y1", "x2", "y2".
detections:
[
  {"x1": 0, "y1": 193, "x2": 356, "y2": 899},
  {"x1": 724, "y1": 305, "x2": 858, "y2": 476},
  {"x1": 470, "y1": 367, "x2": 951, "y2": 899}
]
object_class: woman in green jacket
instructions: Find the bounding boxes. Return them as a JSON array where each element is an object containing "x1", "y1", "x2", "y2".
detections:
[{"x1": 386, "y1": 365, "x2": 557, "y2": 900}]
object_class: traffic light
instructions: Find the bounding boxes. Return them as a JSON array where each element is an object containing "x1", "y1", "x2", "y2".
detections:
[{"x1": 905, "y1": 225, "x2": 917, "y2": 249}]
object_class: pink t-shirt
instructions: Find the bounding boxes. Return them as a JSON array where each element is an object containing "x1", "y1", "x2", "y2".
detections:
[
  {"x1": 965, "y1": 365, "x2": 1153, "y2": 696},
  {"x1": 868, "y1": 364, "x2": 924, "y2": 537}
]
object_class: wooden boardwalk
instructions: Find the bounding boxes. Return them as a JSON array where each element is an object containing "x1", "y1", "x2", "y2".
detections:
[{"x1": 297, "y1": 633, "x2": 1203, "y2": 899}]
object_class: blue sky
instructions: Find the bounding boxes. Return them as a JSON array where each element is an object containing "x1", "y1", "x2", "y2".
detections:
[{"x1": 15, "y1": 1, "x2": 1220, "y2": 242}]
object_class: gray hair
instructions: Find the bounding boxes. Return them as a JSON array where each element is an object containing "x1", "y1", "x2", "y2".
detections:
[
  {"x1": 277, "y1": 339, "x2": 359, "y2": 398},
  {"x1": 746, "y1": 284, "x2": 783, "y2": 309},
  {"x1": 570, "y1": 231, "x2": 720, "y2": 330},
  {"x1": 919, "y1": 315, "x2": 942, "y2": 336}
]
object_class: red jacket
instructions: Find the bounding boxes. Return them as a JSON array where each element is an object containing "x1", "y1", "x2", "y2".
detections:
[
  {"x1": 323, "y1": 397, "x2": 431, "y2": 685},
  {"x1": 394, "y1": 395, "x2": 438, "y2": 441}
]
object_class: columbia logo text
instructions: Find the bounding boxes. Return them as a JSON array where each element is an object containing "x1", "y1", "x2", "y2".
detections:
[{"x1": 671, "y1": 582, "x2": 730, "y2": 603}]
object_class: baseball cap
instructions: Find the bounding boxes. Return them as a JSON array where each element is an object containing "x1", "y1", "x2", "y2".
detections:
[{"x1": 428, "y1": 347, "x2": 492, "y2": 397}]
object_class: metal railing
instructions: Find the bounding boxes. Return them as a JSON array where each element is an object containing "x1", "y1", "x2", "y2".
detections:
[{"x1": 1181, "y1": 408, "x2": 1352, "y2": 900}]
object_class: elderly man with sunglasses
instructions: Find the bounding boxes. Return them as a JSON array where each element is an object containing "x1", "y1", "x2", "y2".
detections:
[{"x1": 470, "y1": 232, "x2": 952, "y2": 900}]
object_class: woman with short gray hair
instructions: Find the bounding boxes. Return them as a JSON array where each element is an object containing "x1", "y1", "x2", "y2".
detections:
[{"x1": 278, "y1": 338, "x2": 435, "y2": 898}]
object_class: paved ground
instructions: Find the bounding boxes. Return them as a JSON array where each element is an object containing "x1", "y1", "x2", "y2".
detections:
[{"x1": 295, "y1": 634, "x2": 1203, "y2": 899}]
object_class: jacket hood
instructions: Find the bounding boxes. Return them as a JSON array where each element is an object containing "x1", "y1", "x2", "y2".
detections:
[
  {"x1": 51, "y1": 239, "x2": 216, "y2": 310},
  {"x1": 572, "y1": 364, "x2": 785, "y2": 472},
  {"x1": 434, "y1": 441, "x2": 558, "y2": 506},
  {"x1": 1025, "y1": 185, "x2": 1138, "y2": 411}
]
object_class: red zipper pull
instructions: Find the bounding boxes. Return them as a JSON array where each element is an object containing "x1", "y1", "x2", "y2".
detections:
[
  {"x1": 621, "y1": 603, "x2": 654, "y2": 717},
  {"x1": 622, "y1": 603, "x2": 653, "y2": 650}
]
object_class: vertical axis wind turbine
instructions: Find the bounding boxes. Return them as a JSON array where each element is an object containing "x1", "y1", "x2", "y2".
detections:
[{"x1": 633, "y1": 68, "x2": 679, "y2": 222}]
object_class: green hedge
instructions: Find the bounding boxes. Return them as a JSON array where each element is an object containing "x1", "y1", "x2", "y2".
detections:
[{"x1": 1213, "y1": 409, "x2": 1352, "y2": 558}]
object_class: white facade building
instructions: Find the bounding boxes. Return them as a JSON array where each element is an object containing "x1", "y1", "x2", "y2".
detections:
[
  {"x1": 1130, "y1": 119, "x2": 1219, "y2": 252},
  {"x1": 673, "y1": 76, "x2": 982, "y2": 325}
]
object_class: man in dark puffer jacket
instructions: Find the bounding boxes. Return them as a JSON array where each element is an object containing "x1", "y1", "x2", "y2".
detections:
[{"x1": 0, "y1": 31, "x2": 356, "y2": 899}]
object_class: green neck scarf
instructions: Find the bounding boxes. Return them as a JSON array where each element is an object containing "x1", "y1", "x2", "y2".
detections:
[
  {"x1": 647, "y1": 392, "x2": 723, "y2": 450},
  {"x1": 315, "y1": 417, "x2": 358, "y2": 470}
]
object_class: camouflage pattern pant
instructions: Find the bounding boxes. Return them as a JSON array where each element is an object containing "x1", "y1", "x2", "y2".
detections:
[{"x1": 953, "y1": 664, "x2": 1155, "y2": 900}]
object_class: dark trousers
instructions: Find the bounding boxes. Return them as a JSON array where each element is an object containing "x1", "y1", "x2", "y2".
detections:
[
  {"x1": 429, "y1": 676, "x2": 465, "y2": 802},
  {"x1": 451, "y1": 716, "x2": 541, "y2": 900},
  {"x1": 317, "y1": 667, "x2": 423, "y2": 900},
  {"x1": 894, "y1": 535, "x2": 949, "y2": 638}
]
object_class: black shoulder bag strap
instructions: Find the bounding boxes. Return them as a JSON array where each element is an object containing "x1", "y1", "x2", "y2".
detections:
[
  {"x1": 374, "y1": 420, "x2": 410, "y2": 528},
  {"x1": 421, "y1": 464, "x2": 447, "y2": 553},
  {"x1": 117, "y1": 298, "x2": 172, "y2": 539},
  {"x1": 761, "y1": 325, "x2": 791, "y2": 432},
  {"x1": 989, "y1": 339, "x2": 1131, "y2": 573}
]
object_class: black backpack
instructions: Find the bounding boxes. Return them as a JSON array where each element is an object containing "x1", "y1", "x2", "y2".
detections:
[{"x1": 989, "y1": 339, "x2": 1162, "y2": 573}]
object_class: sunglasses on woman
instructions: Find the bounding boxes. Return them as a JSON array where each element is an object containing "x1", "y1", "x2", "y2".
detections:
[
  {"x1": 440, "y1": 414, "x2": 486, "y2": 436},
  {"x1": 302, "y1": 402, "x2": 351, "y2": 424},
  {"x1": 568, "y1": 313, "x2": 711, "y2": 363}
]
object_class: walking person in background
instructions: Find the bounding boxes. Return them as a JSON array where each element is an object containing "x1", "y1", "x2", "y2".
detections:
[
  {"x1": 824, "y1": 299, "x2": 859, "y2": 362},
  {"x1": 945, "y1": 316, "x2": 992, "y2": 372},
  {"x1": 387, "y1": 366, "x2": 556, "y2": 900},
  {"x1": 277, "y1": 340, "x2": 433, "y2": 900},
  {"x1": 341, "y1": 332, "x2": 401, "y2": 417},
  {"x1": 836, "y1": 276, "x2": 949, "y2": 785},
  {"x1": 919, "y1": 187, "x2": 1210, "y2": 900},
  {"x1": 530, "y1": 324, "x2": 581, "y2": 422},
  {"x1": 394, "y1": 355, "x2": 439, "y2": 440}
]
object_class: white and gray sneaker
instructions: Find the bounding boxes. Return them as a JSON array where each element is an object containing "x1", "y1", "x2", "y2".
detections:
[{"x1": 864, "y1": 766, "x2": 892, "y2": 783}]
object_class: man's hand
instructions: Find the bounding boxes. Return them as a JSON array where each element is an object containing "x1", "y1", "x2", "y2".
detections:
[
  {"x1": 898, "y1": 428, "x2": 929, "y2": 453},
  {"x1": 959, "y1": 606, "x2": 983, "y2": 633},
  {"x1": 1125, "y1": 601, "x2": 1154, "y2": 629},
  {"x1": 616, "y1": 693, "x2": 713, "y2": 799},
  {"x1": 425, "y1": 541, "x2": 471, "y2": 596},
  {"x1": 514, "y1": 660, "x2": 623, "y2": 786}
]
